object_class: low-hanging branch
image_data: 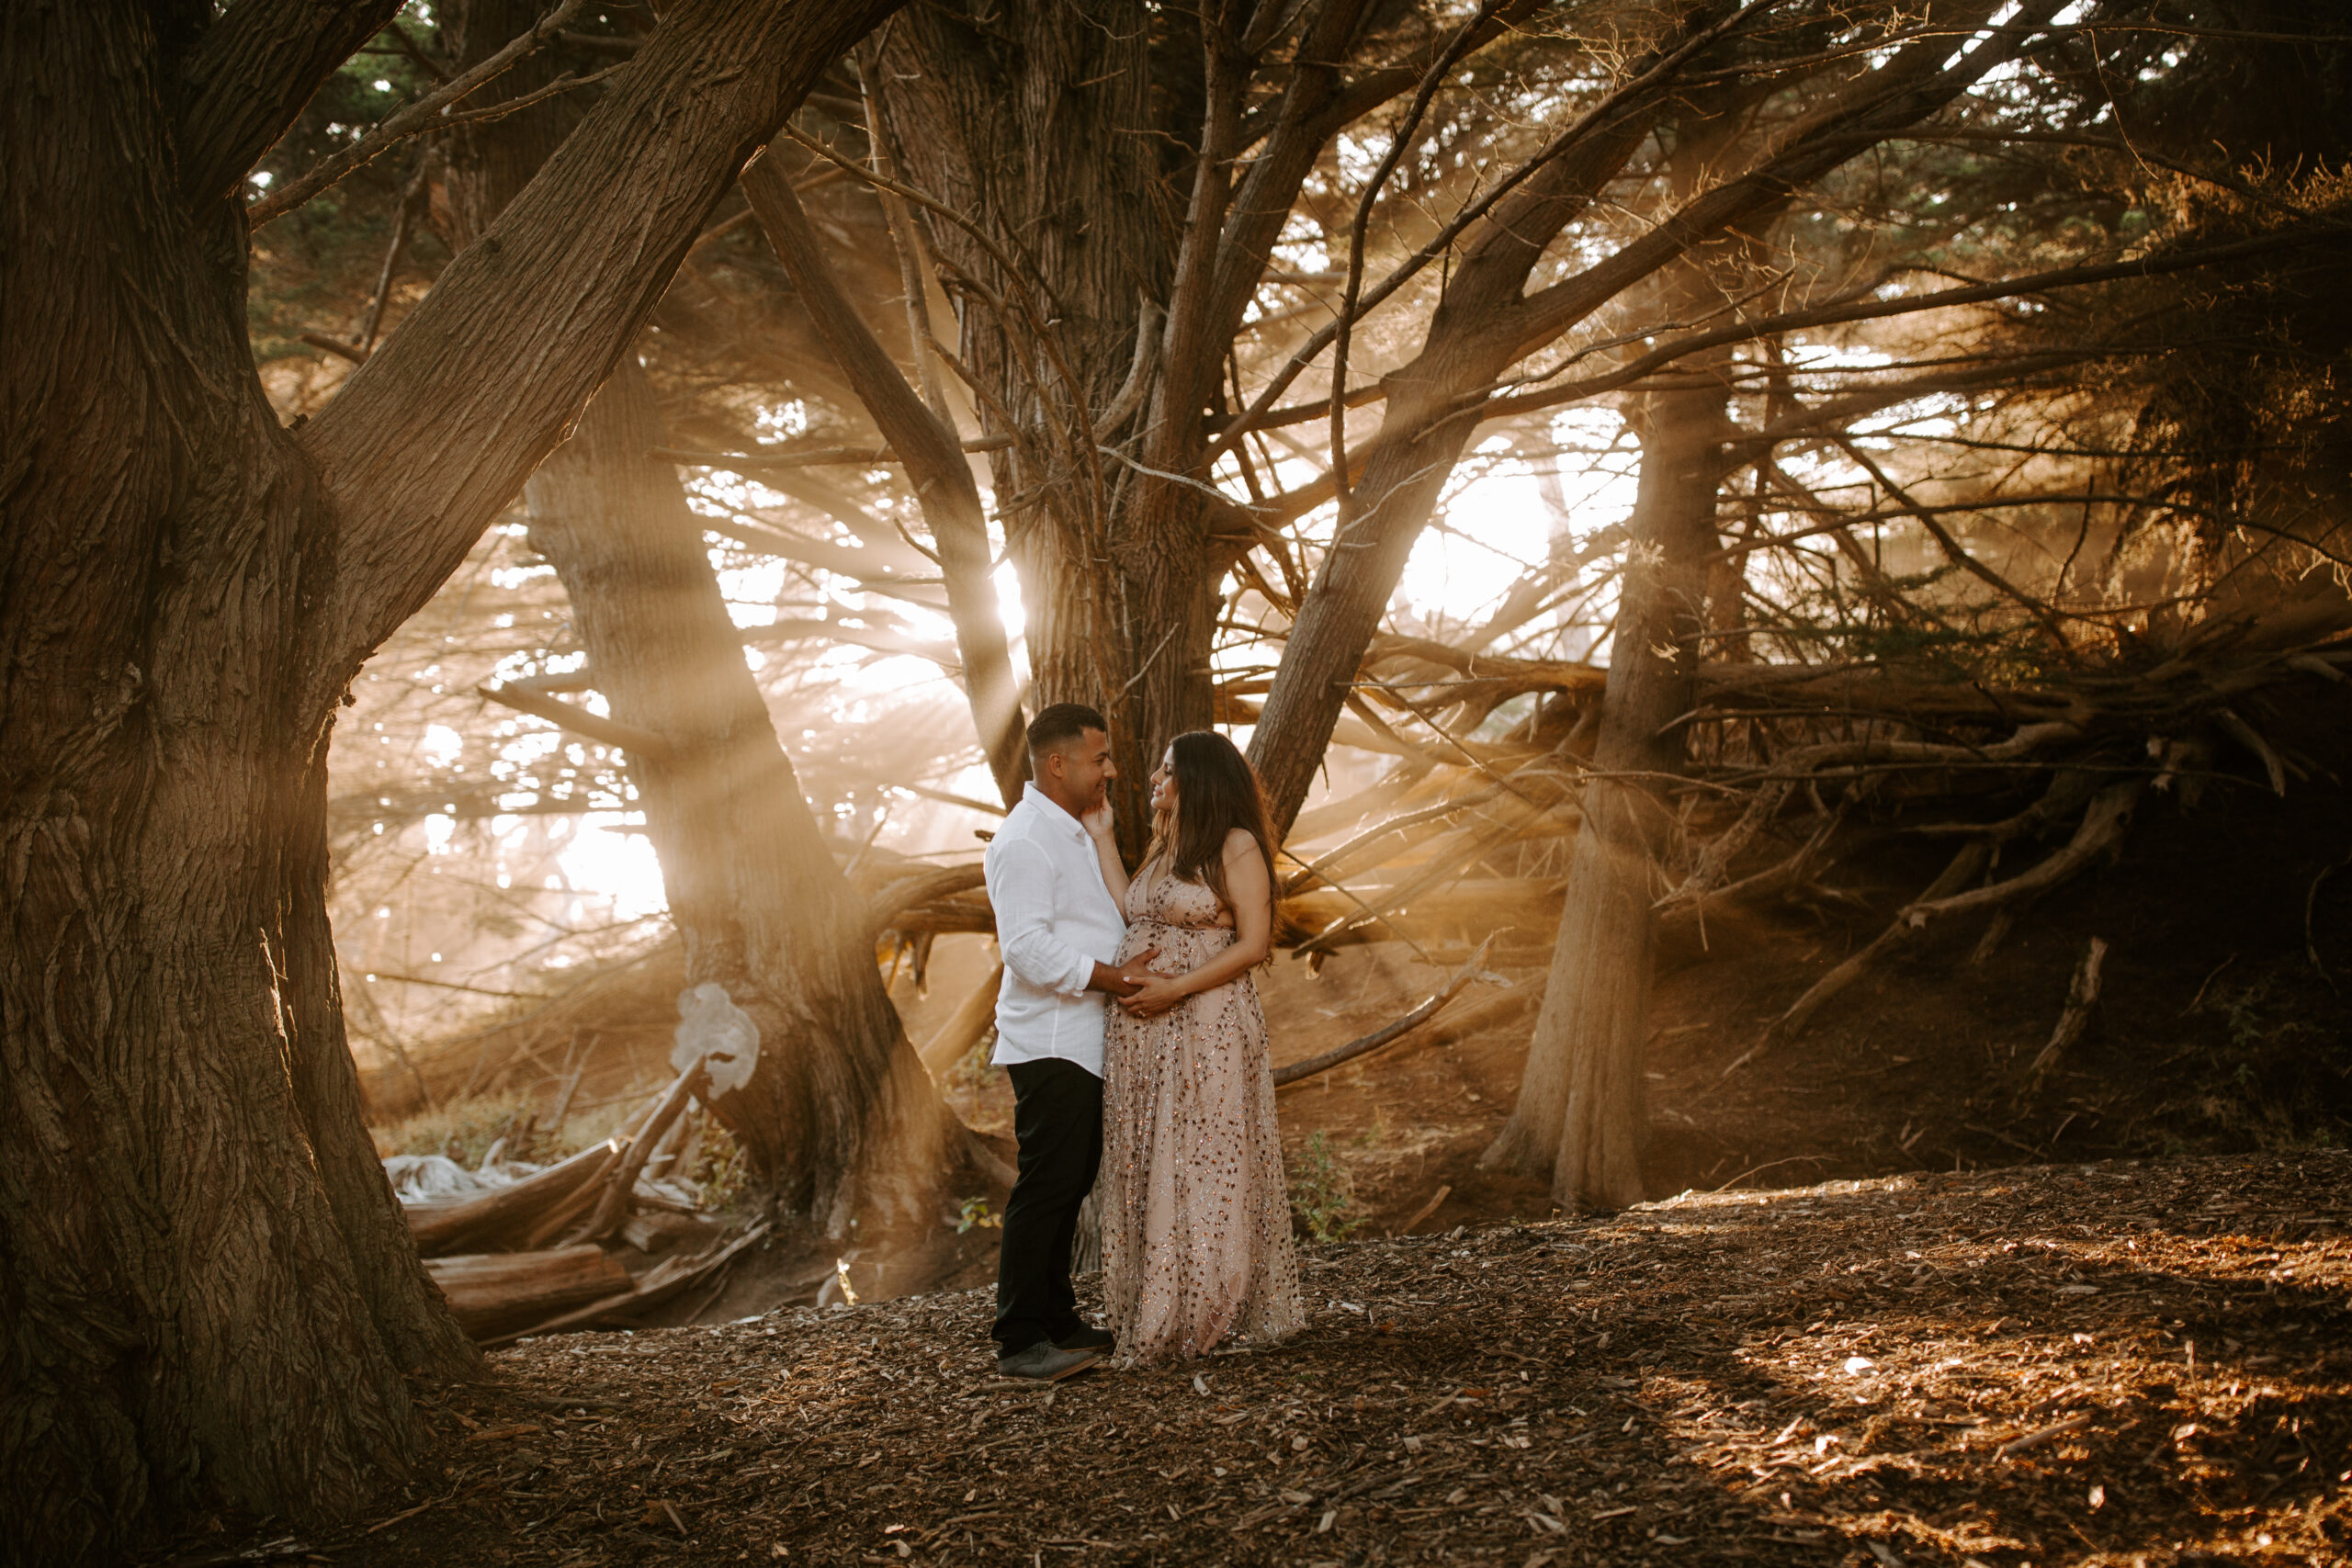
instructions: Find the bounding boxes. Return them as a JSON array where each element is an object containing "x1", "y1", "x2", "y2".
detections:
[
  {"x1": 479, "y1": 682, "x2": 670, "y2": 758},
  {"x1": 650, "y1": 434, "x2": 1012, "y2": 469},
  {"x1": 1272, "y1": 934, "x2": 1504, "y2": 1088}
]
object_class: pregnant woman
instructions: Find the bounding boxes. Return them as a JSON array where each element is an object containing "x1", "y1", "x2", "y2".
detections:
[{"x1": 1095, "y1": 729, "x2": 1303, "y2": 1362}]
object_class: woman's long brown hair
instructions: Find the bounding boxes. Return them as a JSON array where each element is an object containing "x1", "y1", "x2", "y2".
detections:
[{"x1": 1144, "y1": 730, "x2": 1279, "y2": 918}]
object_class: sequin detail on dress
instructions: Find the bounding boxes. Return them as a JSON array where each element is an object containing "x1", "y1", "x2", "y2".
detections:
[{"x1": 1100, "y1": 865, "x2": 1305, "y2": 1362}]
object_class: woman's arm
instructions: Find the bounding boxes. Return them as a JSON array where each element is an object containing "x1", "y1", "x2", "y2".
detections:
[
  {"x1": 1080, "y1": 800, "x2": 1131, "y2": 907},
  {"x1": 1119, "y1": 830, "x2": 1273, "y2": 1019}
]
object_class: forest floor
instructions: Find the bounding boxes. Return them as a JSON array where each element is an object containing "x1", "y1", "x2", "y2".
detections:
[{"x1": 164, "y1": 1147, "x2": 2350, "y2": 1568}]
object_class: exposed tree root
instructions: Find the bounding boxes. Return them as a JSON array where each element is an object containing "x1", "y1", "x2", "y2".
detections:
[
  {"x1": 1728, "y1": 775, "x2": 2146, "y2": 1072},
  {"x1": 2024, "y1": 934, "x2": 2109, "y2": 1083}
]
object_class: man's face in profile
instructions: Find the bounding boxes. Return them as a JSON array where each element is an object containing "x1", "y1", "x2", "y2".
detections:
[{"x1": 1048, "y1": 727, "x2": 1117, "y2": 811}]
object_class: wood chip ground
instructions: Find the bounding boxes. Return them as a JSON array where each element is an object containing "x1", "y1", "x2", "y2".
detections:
[{"x1": 161, "y1": 1151, "x2": 2351, "y2": 1566}]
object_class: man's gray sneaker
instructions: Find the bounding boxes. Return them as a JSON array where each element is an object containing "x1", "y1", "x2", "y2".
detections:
[
  {"x1": 998, "y1": 1342, "x2": 1103, "y2": 1382},
  {"x1": 1055, "y1": 1325, "x2": 1115, "y2": 1353}
]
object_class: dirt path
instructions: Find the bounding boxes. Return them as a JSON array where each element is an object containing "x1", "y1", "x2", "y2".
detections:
[{"x1": 166, "y1": 1151, "x2": 2349, "y2": 1566}]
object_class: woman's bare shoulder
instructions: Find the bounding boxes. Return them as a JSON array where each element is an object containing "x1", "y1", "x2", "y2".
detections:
[{"x1": 1221, "y1": 827, "x2": 1260, "y2": 857}]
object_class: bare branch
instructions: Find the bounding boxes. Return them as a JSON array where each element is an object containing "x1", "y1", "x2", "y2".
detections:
[
  {"x1": 480, "y1": 682, "x2": 671, "y2": 758},
  {"x1": 247, "y1": 0, "x2": 587, "y2": 227},
  {"x1": 1272, "y1": 935, "x2": 1502, "y2": 1087},
  {"x1": 650, "y1": 436, "x2": 1012, "y2": 469}
]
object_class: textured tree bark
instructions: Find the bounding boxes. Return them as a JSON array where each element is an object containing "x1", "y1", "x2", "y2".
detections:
[
  {"x1": 0, "y1": 1, "x2": 896, "y2": 1558},
  {"x1": 1480, "y1": 374, "x2": 1735, "y2": 1211},
  {"x1": 0, "y1": 8, "x2": 476, "y2": 1559},
  {"x1": 875, "y1": 0, "x2": 1197, "y2": 849},
  {"x1": 521, "y1": 361, "x2": 964, "y2": 1228}
]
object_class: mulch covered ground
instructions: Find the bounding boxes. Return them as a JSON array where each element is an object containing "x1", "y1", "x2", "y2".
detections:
[{"x1": 171, "y1": 1149, "x2": 2350, "y2": 1567}]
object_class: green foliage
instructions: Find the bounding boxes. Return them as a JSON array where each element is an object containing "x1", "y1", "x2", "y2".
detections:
[
  {"x1": 1288, "y1": 1132, "x2": 1367, "y2": 1243},
  {"x1": 247, "y1": 10, "x2": 450, "y2": 365},
  {"x1": 956, "y1": 1196, "x2": 1003, "y2": 1234}
]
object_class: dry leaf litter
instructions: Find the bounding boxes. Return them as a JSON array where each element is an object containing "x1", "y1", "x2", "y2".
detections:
[{"x1": 162, "y1": 1149, "x2": 2350, "y2": 1567}]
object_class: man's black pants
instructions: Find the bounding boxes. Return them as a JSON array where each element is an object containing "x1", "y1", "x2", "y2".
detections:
[{"x1": 992, "y1": 1057, "x2": 1103, "y2": 1354}]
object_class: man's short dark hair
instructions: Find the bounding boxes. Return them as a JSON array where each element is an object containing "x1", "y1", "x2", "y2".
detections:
[{"x1": 1027, "y1": 702, "x2": 1108, "y2": 757}]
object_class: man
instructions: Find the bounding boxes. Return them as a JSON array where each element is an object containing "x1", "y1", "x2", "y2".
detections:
[{"x1": 983, "y1": 703, "x2": 1159, "y2": 1381}]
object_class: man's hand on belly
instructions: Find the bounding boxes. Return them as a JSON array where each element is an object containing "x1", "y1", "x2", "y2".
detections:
[{"x1": 1088, "y1": 948, "x2": 1161, "y2": 998}]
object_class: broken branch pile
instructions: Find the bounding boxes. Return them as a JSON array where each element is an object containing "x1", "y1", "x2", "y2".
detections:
[{"x1": 391, "y1": 1062, "x2": 756, "y2": 1344}]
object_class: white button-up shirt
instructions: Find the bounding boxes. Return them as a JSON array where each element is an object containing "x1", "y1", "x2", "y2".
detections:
[{"x1": 984, "y1": 783, "x2": 1127, "y2": 1076}]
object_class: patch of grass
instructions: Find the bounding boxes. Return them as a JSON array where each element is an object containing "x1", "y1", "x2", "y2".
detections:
[
  {"x1": 371, "y1": 1088, "x2": 640, "y2": 1169},
  {"x1": 372, "y1": 1090, "x2": 544, "y2": 1168}
]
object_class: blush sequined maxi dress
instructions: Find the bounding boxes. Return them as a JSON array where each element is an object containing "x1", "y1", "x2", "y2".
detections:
[{"x1": 1100, "y1": 865, "x2": 1304, "y2": 1362}]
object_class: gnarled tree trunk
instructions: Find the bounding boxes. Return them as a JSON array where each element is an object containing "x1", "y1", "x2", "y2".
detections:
[
  {"x1": 0, "y1": 0, "x2": 896, "y2": 1557},
  {"x1": 876, "y1": 0, "x2": 1201, "y2": 850},
  {"x1": 520, "y1": 361, "x2": 963, "y2": 1229},
  {"x1": 1, "y1": 10, "x2": 473, "y2": 1561},
  {"x1": 1480, "y1": 375, "x2": 1735, "y2": 1210}
]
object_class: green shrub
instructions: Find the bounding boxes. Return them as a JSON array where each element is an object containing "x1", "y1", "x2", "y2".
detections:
[{"x1": 1288, "y1": 1132, "x2": 1366, "y2": 1243}]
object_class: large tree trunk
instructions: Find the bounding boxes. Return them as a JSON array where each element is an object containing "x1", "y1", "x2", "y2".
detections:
[
  {"x1": 0, "y1": 8, "x2": 477, "y2": 1559},
  {"x1": 876, "y1": 0, "x2": 1199, "y2": 849},
  {"x1": 521, "y1": 361, "x2": 963, "y2": 1229},
  {"x1": 440, "y1": 0, "x2": 963, "y2": 1230},
  {"x1": 1, "y1": 2, "x2": 897, "y2": 1557},
  {"x1": 1480, "y1": 378, "x2": 1732, "y2": 1210}
]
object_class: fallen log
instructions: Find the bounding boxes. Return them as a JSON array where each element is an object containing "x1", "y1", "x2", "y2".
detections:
[
  {"x1": 424, "y1": 1245, "x2": 634, "y2": 1338},
  {"x1": 478, "y1": 1222, "x2": 771, "y2": 1348},
  {"x1": 404, "y1": 1140, "x2": 618, "y2": 1258},
  {"x1": 570, "y1": 1064, "x2": 704, "y2": 1246}
]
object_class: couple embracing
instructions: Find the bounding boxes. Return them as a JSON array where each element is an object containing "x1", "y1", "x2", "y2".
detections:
[{"x1": 983, "y1": 703, "x2": 1305, "y2": 1381}]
